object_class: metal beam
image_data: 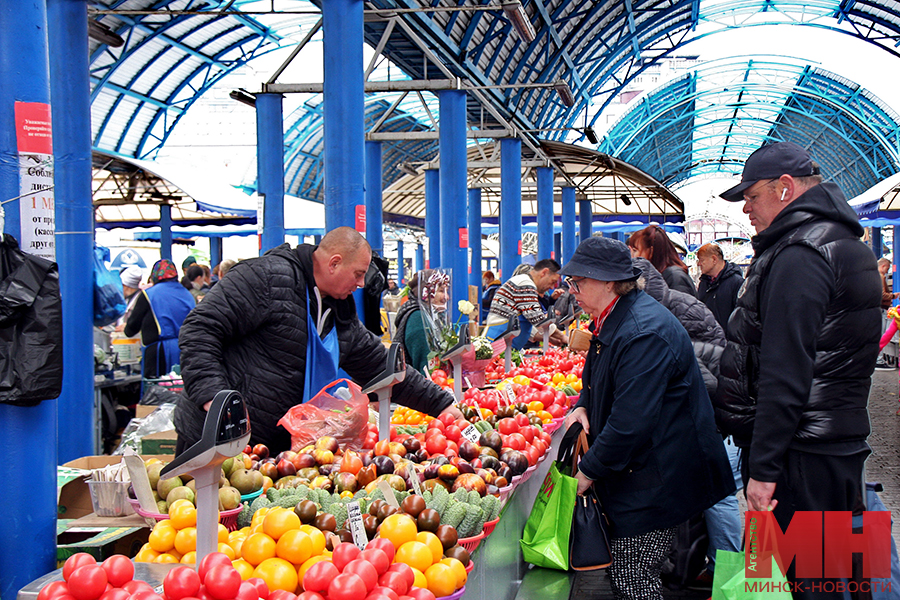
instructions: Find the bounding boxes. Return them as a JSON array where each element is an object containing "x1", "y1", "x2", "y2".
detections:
[
  {"x1": 366, "y1": 129, "x2": 512, "y2": 141},
  {"x1": 264, "y1": 79, "x2": 457, "y2": 94}
]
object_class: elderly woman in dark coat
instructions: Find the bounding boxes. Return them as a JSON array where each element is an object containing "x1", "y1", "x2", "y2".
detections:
[{"x1": 562, "y1": 238, "x2": 734, "y2": 600}]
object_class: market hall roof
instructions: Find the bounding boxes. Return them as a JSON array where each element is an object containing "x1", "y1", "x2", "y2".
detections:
[{"x1": 86, "y1": 1, "x2": 900, "y2": 212}]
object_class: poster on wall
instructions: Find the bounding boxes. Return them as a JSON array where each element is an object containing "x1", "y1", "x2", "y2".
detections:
[{"x1": 14, "y1": 102, "x2": 55, "y2": 261}]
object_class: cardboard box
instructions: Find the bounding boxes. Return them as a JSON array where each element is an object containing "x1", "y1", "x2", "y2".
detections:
[
  {"x1": 58, "y1": 454, "x2": 171, "y2": 520},
  {"x1": 140, "y1": 429, "x2": 177, "y2": 456},
  {"x1": 135, "y1": 404, "x2": 157, "y2": 419},
  {"x1": 57, "y1": 519, "x2": 148, "y2": 565}
]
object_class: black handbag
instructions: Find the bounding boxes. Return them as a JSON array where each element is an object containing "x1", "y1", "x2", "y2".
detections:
[{"x1": 568, "y1": 426, "x2": 612, "y2": 571}]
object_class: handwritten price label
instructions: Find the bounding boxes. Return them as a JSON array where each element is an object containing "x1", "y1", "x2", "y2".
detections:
[
  {"x1": 461, "y1": 425, "x2": 481, "y2": 443},
  {"x1": 347, "y1": 501, "x2": 367, "y2": 550}
]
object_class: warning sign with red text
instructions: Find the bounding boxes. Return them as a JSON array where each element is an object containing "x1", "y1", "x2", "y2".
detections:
[{"x1": 14, "y1": 102, "x2": 55, "y2": 260}]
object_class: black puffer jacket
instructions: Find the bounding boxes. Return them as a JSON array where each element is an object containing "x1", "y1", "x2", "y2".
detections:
[
  {"x1": 176, "y1": 243, "x2": 453, "y2": 450},
  {"x1": 698, "y1": 261, "x2": 744, "y2": 330},
  {"x1": 662, "y1": 265, "x2": 697, "y2": 297},
  {"x1": 636, "y1": 258, "x2": 725, "y2": 399},
  {"x1": 715, "y1": 182, "x2": 880, "y2": 480}
]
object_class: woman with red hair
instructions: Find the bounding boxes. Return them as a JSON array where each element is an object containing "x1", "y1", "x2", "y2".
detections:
[{"x1": 627, "y1": 225, "x2": 697, "y2": 297}]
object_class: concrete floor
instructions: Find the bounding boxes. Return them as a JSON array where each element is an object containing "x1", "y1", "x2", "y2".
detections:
[{"x1": 569, "y1": 369, "x2": 900, "y2": 599}]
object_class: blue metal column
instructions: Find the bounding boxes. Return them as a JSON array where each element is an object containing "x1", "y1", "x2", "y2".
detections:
[
  {"x1": 872, "y1": 227, "x2": 883, "y2": 258},
  {"x1": 554, "y1": 233, "x2": 562, "y2": 262},
  {"x1": 468, "y1": 188, "x2": 482, "y2": 312},
  {"x1": 500, "y1": 138, "x2": 522, "y2": 281},
  {"x1": 49, "y1": 0, "x2": 93, "y2": 464},
  {"x1": 159, "y1": 204, "x2": 172, "y2": 260},
  {"x1": 536, "y1": 167, "x2": 553, "y2": 260},
  {"x1": 416, "y1": 243, "x2": 424, "y2": 273},
  {"x1": 561, "y1": 187, "x2": 576, "y2": 263},
  {"x1": 365, "y1": 140, "x2": 383, "y2": 255},
  {"x1": 322, "y1": 0, "x2": 364, "y2": 229},
  {"x1": 0, "y1": 0, "x2": 58, "y2": 593},
  {"x1": 425, "y1": 168, "x2": 440, "y2": 267},
  {"x1": 439, "y1": 90, "x2": 467, "y2": 325},
  {"x1": 579, "y1": 199, "x2": 592, "y2": 243},
  {"x1": 210, "y1": 237, "x2": 223, "y2": 270},
  {"x1": 397, "y1": 240, "x2": 404, "y2": 284},
  {"x1": 257, "y1": 93, "x2": 285, "y2": 252}
]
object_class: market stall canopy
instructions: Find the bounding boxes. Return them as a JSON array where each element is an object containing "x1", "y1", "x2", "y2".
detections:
[
  {"x1": 93, "y1": 152, "x2": 324, "y2": 232},
  {"x1": 381, "y1": 140, "x2": 683, "y2": 229},
  {"x1": 849, "y1": 171, "x2": 900, "y2": 227}
]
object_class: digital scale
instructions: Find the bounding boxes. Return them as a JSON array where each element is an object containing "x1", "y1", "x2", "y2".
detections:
[
  {"x1": 361, "y1": 343, "x2": 407, "y2": 442},
  {"x1": 497, "y1": 319, "x2": 521, "y2": 373},
  {"x1": 159, "y1": 390, "x2": 251, "y2": 566}
]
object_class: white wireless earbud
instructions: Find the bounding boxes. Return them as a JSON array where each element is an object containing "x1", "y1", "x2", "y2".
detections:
[{"x1": 780, "y1": 187, "x2": 787, "y2": 202}]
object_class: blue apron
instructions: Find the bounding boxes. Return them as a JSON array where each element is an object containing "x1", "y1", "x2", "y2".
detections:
[
  {"x1": 144, "y1": 280, "x2": 194, "y2": 376},
  {"x1": 303, "y1": 289, "x2": 341, "y2": 403}
]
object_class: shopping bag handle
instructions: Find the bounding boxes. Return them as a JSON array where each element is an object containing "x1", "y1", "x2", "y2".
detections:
[{"x1": 556, "y1": 421, "x2": 585, "y2": 468}]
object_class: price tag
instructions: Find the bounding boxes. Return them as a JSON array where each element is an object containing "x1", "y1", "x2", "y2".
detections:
[
  {"x1": 408, "y1": 470, "x2": 424, "y2": 496},
  {"x1": 503, "y1": 386, "x2": 516, "y2": 406},
  {"x1": 377, "y1": 480, "x2": 400, "y2": 509},
  {"x1": 347, "y1": 501, "x2": 368, "y2": 550},
  {"x1": 470, "y1": 398, "x2": 483, "y2": 420},
  {"x1": 461, "y1": 424, "x2": 481, "y2": 443}
]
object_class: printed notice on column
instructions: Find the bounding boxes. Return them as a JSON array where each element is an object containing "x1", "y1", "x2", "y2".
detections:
[{"x1": 14, "y1": 102, "x2": 54, "y2": 261}]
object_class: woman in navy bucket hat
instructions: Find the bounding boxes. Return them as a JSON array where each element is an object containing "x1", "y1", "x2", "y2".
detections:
[{"x1": 561, "y1": 237, "x2": 734, "y2": 600}]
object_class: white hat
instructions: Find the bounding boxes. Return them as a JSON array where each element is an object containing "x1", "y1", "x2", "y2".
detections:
[{"x1": 120, "y1": 266, "x2": 143, "y2": 288}]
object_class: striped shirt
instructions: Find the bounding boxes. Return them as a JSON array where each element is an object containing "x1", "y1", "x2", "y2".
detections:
[{"x1": 485, "y1": 273, "x2": 547, "y2": 327}]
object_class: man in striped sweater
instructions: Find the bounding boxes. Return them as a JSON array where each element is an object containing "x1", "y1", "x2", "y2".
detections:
[{"x1": 484, "y1": 258, "x2": 561, "y2": 349}]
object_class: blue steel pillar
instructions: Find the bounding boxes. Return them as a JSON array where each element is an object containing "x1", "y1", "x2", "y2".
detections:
[
  {"x1": 579, "y1": 198, "x2": 592, "y2": 243},
  {"x1": 160, "y1": 204, "x2": 172, "y2": 260},
  {"x1": 500, "y1": 138, "x2": 522, "y2": 281},
  {"x1": 0, "y1": 0, "x2": 58, "y2": 593},
  {"x1": 416, "y1": 243, "x2": 424, "y2": 273},
  {"x1": 365, "y1": 140, "x2": 383, "y2": 255},
  {"x1": 468, "y1": 188, "x2": 482, "y2": 310},
  {"x1": 425, "y1": 169, "x2": 440, "y2": 267},
  {"x1": 50, "y1": 0, "x2": 93, "y2": 464},
  {"x1": 257, "y1": 93, "x2": 285, "y2": 252},
  {"x1": 210, "y1": 237, "x2": 223, "y2": 270},
  {"x1": 872, "y1": 227, "x2": 883, "y2": 258},
  {"x1": 554, "y1": 233, "x2": 562, "y2": 262},
  {"x1": 439, "y1": 90, "x2": 467, "y2": 325},
  {"x1": 536, "y1": 167, "x2": 553, "y2": 259},
  {"x1": 322, "y1": 0, "x2": 364, "y2": 229},
  {"x1": 561, "y1": 187, "x2": 576, "y2": 263},
  {"x1": 397, "y1": 240, "x2": 404, "y2": 284}
]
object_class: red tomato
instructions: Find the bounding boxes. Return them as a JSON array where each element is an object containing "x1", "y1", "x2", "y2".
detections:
[
  {"x1": 386, "y1": 563, "x2": 414, "y2": 589},
  {"x1": 359, "y1": 547, "x2": 391, "y2": 575},
  {"x1": 38, "y1": 581, "x2": 70, "y2": 600},
  {"x1": 121, "y1": 581, "x2": 153, "y2": 596},
  {"x1": 267, "y1": 591, "x2": 297, "y2": 600},
  {"x1": 247, "y1": 578, "x2": 269, "y2": 600},
  {"x1": 343, "y1": 559, "x2": 378, "y2": 592},
  {"x1": 368, "y1": 587, "x2": 399, "y2": 600},
  {"x1": 100, "y1": 555, "x2": 133, "y2": 589},
  {"x1": 332, "y1": 542, "x2": 361, "y2": 571},
  {"x1": 164, "y1": 566, "x2": 202, "y2": 600},
  {"x1": 426, "y1": 419, "x2": 445, "y2": 433},
  {"x1": 524, "y1": 445, "x2": 541, "y2": 466},
  {"x1": 546, "y1": 404, "x2": 566, "y2": 418},
  {"x1": 378, "y1": 570, "x2": 409, "y2": 596},
  {"x1": 432, "y1": 369, "x2": 448, "y2": 380},
  {"x1": 365, "y1": 539, "x2": 396, "y2": 564},
  {"x1": 327, "y1": 573, "x2": 367, "y2": 600},
  {"x1": 303, "y1": 561, "x2": 339, "y2": 594},
  {"x1": 295, "y1": 593, "x2": 324, "y2": 600},
  {"x1": 99, "y1": 589, "x2": 129, "y2": 600},
  {"x1": 444, "y1": 425, "x2": 461, "y2": 444},
  {"x1": 68, "y1": 565, "x2": 108, "y2": 600},
  {"x1": 533, "y1": 438, "x2": 549, "y2": 456},
  {"x1": 508, "y1": 433, "x2": 527, "y2": 451},
  {"x1": 63, "y1": 554, "x2": 97, "y2": 583},
  {"x1": 203, "y1": 566, "x2": 241, "y2": 600},
  {"x1": 198, "y1": 553, "x2": 233, "y2": 584},
  {"x1": 438, "y1": 413, "x2": 456, "y2": 427},
  {"x1": 540, "y1": 430, "x2": 552, "y2": 444},
  {"x1": 374, "y1": 440, "x2": 391, "y2": 456},
  {"x1": 405, "y1": 587, "x2": 437, "y2": 600},
  {"x1": 425, "y1": 435, "x2": 447, "y2": 455},
  {"x1": 236, "y1": 581, "x2": 259, "y2": 600},
  {"x1": 497, "y1": 418, "x2": 519, "y2": 435},
  {"x1": 128, "y1": 592, "x2": 163, "y2": 600},
  {"x1": 519, "y1": 426, "x2": 534, "y2": 444},
  {"x1": 514, "y1": 413, "x2": 530, "y2": 427}
]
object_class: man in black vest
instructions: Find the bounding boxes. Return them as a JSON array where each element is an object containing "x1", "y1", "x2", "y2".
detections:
[{"x1": 715, "y1": 142, "x2": 882, "y2": 599}]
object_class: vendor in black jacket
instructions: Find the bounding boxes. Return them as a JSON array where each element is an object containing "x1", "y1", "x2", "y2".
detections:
[
  {"x1": 175, "y1": 227, "x2": 461, "y2": 453},
  {"x1": 695, "y1": 243, "x2": 744, "y2": 330},
  {"x1": 716, "y1": 142, "x2": 882, "y2": 599}
]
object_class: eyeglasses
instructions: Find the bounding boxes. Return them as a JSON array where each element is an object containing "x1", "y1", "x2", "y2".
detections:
[{"x1": 565, "y1": 276, "x2": 585, "y2": 293}]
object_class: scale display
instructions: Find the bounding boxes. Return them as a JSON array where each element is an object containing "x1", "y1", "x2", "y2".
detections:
[{"x1": 217, "y1": 394, "x2": 250, "y2": 443}]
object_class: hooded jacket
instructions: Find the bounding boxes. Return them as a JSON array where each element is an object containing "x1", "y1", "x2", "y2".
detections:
[
  {"x1": 697, "y1": 261, "x2": 744, "y2": 330},
  {"x1": 635, "y1": 257, "x2": 725, "y2": 398},
  {"x1": 176, "y1": 243, "x2": 454, "y2": 450},
  {"x1": 715, "y1": 182, "x2": 880, "y2": 482}
]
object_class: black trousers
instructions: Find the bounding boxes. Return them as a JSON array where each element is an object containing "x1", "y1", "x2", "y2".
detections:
[{"x1": 741, "y1": 448, "x2": 870, "y2": 600}]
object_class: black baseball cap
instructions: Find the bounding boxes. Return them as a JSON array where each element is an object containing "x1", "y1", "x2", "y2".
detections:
[
  {"x1": 558, "y1": 237, "x2": 642, "y2": 282},
  {"x1": 720, "y1": 142, "x2": 820, "y2": 202}
]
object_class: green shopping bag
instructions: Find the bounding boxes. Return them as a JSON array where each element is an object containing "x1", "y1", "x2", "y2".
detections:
[
  {"x1": 520, "y1": 424, "x2": 583, "y2": 570},
  {"x1": 712, "y1": 550, "x2": 792, "y2": 600}
]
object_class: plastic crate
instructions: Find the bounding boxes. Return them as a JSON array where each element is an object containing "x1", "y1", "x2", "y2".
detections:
[
  {"x1": 128, "y1": 498, "x2": 243, "y2": 530},
  {"x1": 143, "y1": 376, "x2": 184, "y2": 395}
]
